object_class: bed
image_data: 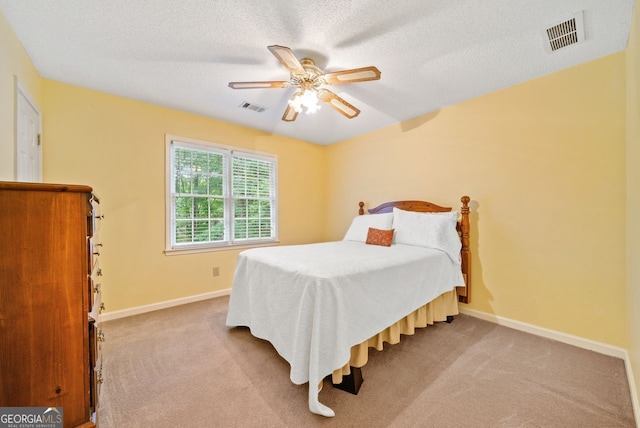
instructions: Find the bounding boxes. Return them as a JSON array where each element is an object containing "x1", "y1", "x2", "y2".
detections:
[{"x1": 226, "y1": 196, "x2": 471, "y2": 417}]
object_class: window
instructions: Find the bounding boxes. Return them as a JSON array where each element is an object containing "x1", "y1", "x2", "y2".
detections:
[{"x1": 166, "y1": 136, "x2": 277, "y2": 252}]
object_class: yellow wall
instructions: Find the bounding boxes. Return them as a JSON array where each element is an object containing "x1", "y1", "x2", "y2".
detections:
[
  {"x1": 627, "y1": 1, "x2": 640, "y2": 412},
  {"x1": 41, "y1": 80, "x2": 327, "y2": 311},
  {"x1": 0, "y1": 12, "x2": 41, "y2": 180},
  {"x1": 326, "y1": 53, "x2": 628, "y2": 347}
]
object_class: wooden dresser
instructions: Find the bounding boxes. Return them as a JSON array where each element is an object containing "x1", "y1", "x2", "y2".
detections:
[{"x1": 0, "y1": 181, "x2": 104, "y2": 427}]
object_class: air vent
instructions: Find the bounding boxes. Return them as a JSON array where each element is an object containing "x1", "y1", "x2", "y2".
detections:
[
  {"x1": 545, "y1": 12, "x2": 584, "y2": 52},
  {"x1": 239, "y1": 102, "x2": 266, "y2": 113}
]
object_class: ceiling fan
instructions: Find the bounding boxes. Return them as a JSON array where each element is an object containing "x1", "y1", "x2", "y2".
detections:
[{"x1": 228, "y1": 45, "x2": 381, "y2": 122}]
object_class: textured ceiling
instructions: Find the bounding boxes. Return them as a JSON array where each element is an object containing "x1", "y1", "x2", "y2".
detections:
[{"x1": 0, "y1": 1, "x2": 635, "y2": 145}]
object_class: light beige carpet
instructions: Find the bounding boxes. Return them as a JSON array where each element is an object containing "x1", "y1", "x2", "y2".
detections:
[{"x1": 97, "y1": 296, "x2": 635, "y2": 427}]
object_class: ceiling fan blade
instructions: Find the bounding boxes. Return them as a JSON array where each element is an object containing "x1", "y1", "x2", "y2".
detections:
[
  {"x1": 228, "y1": 81, "x2": 290, "y2": 89},
  {"x1": 322, "y1": 66, "x2": 381, "y2": 85},
  {"x1": 317, "y1": 89, "x2": 361, "y2": 119},
  {"x1": 267, "y1": 45, "x2": 306, "y2": 75},
  {"x1": 282, "y1": 105, "x2": 299, "y2": 122},
  {"x1": 282, "y1": 93, "x2": 300, "y2": 122}
]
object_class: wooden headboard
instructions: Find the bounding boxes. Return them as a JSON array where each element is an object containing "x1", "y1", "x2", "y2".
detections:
[{"x1": 357, "y1": 197, "x2": 471, "y2": 304}]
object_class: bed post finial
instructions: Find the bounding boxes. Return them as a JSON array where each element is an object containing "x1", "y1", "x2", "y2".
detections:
[{"x1": 358, "y1": 202, "x2": 364, "y2": 216}]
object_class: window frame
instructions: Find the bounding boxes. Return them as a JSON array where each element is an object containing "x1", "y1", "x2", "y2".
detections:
[{"x1": 165, "y1": 134, "x2": 278, "y2": 254}]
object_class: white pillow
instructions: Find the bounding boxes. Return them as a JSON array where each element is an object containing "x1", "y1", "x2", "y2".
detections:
[
  {"x1": 343, "y1": 212, "x2": 393, "y2": 242},
  {"x1": 434, "y1": 210, "x2": 459, "y2": 223},
  {"x1": 392, "y1": 208, "x2": 461, "y2": 263}
]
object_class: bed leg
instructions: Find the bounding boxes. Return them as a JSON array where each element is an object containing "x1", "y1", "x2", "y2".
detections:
[
  {"x1": 446, "y1": 315, "x2": 454, "y2": 323},
  {"x1": 332, "y1": 366, "x2": 363, "y2": 395}
]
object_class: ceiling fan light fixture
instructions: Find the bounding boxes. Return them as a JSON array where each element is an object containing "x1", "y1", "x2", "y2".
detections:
[{"x1": 288, "y1": 89, "x2": 321, "y2": 114}]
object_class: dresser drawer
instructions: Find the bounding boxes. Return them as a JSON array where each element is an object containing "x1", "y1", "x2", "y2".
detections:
[
  {"x1": 90, "y1": 195, "x2": 102, "y2": 235},
  {"x1": 88, "y1": 254, "x2": 102, "y2": 318},
  {"x1": 90, "y1": 236, "x2": 102, "y2": 271},
  {"x1": 89, "y1": 320, "x2": 104, "y2": 413},
  {"x1": 89, "y1": 277, "x2": 102, "y2": 321}
]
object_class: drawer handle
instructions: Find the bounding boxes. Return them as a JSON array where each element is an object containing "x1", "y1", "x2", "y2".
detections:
[
  {"x1": 96, "y1": 268, "x2": 103, "y2": 277},
  {"x1": 99, "y1": 302, "x2": 106, "y2": 313},
  {"x1": 94, "y1": 283, "x2": 101, "y2": 294},
  {"x1": 98, "y1": 331, "x2": 105, "y2": 342}
]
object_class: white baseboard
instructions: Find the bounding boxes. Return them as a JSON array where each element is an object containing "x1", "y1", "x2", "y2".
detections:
[
  {"x1": 460, "y1": 307, "x2": 639, "y2": 426},
  {"x1": 100, "y1": 288, "x2": 231, "y2": 322},
  {"x1": 459, "y1": 307, "x2": 627, "y2": 357},
  {"x1": 624, "y1": 352, "x2": 640, "y2": 428}
]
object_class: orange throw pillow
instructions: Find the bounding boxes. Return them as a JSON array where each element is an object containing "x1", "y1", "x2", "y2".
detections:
[{"x1": 365, "y1": 227, "x2": 394, "y2": 247}]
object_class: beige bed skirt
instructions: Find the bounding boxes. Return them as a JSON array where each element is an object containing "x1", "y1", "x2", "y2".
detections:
[{"x1": 331, "y1": 289, "x2": 459, "y2": 384}]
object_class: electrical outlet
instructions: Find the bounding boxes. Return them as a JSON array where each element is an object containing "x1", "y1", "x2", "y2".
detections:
[{"x1": 212, "y1": 266, "x2": 220, "y2": 277}]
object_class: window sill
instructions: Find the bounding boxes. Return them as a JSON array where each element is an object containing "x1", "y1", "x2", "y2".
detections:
[{"x1": 164, "y1": 240, "x2": 280, "y2": 256}]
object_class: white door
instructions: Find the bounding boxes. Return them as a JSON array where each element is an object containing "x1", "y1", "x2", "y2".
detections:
[{"x1": 16, "y1": 81, "x2": 41, "y2": 182}]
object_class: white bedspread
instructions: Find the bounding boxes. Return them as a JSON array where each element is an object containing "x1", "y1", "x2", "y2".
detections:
[{"x1": 225, "y1": 241, "x2": 464, "y2": 416}]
